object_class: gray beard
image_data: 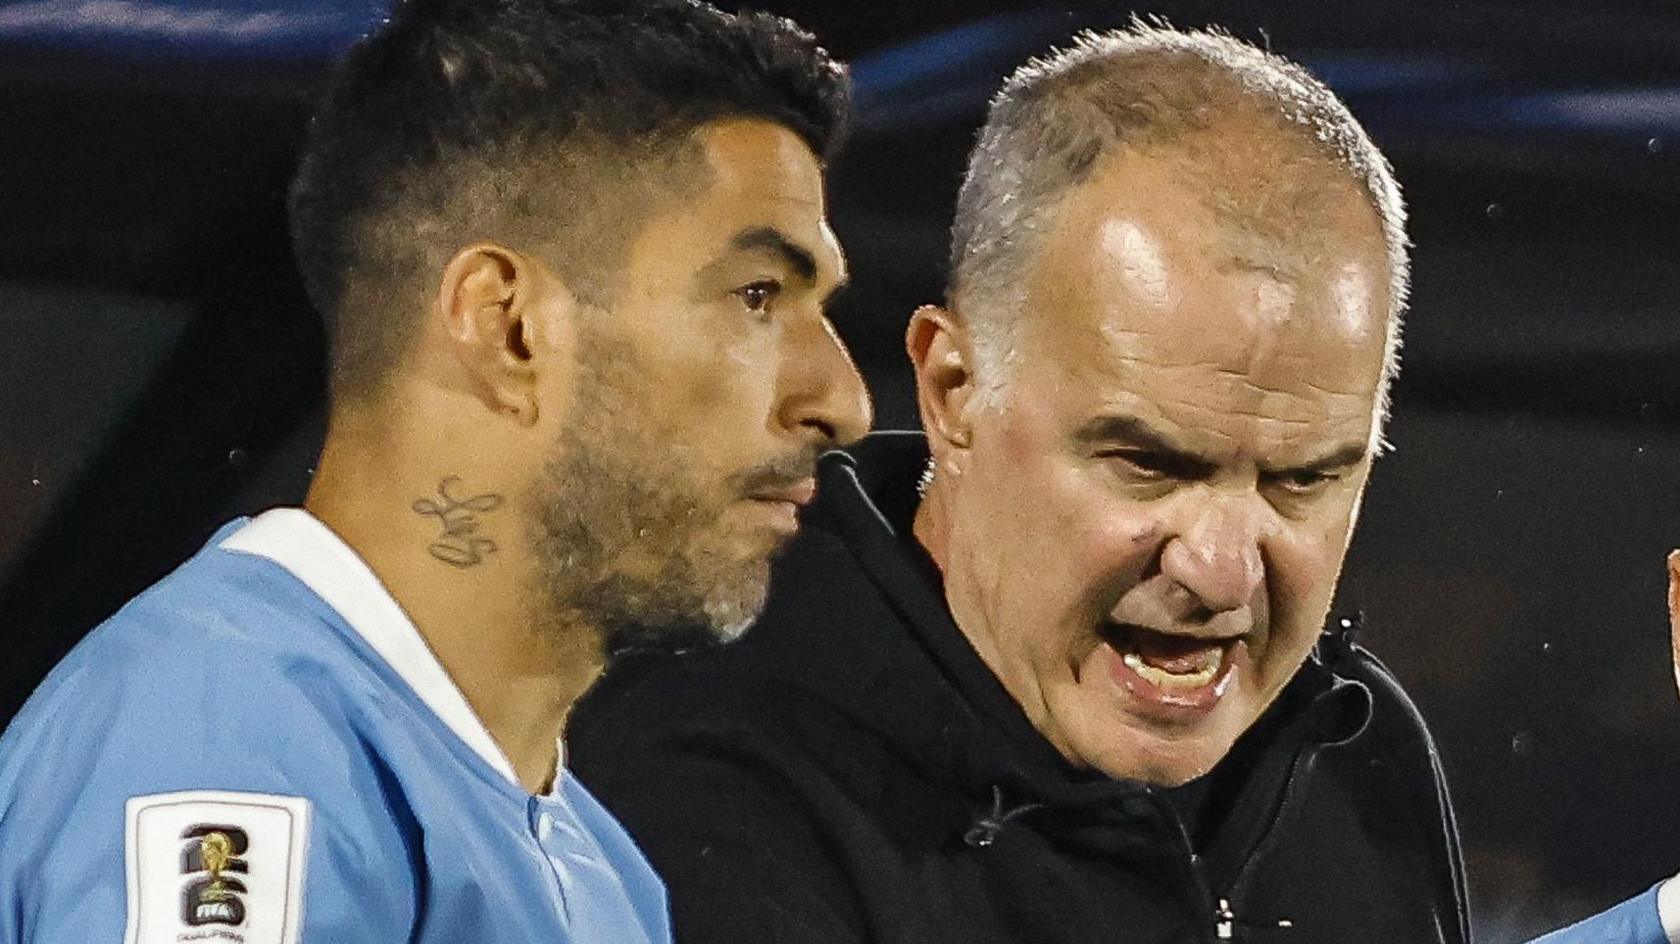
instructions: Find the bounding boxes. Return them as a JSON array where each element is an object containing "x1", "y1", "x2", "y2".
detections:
[{"x1": 523, "y1": 387, "x2": 770, "y2": 659}]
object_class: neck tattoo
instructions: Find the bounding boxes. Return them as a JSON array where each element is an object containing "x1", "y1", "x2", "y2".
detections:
[{"x1": 412, "y1": 476, "x2": 505, "y2": 568}]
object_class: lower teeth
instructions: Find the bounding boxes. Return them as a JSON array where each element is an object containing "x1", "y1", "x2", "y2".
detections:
[{"x1": 1122, "y1": 650, "x2": 1220, "y2": 688}]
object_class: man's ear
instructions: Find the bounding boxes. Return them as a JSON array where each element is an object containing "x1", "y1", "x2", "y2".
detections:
[
  {"x1": 906, "y1": 304, "x2": 978, "y2": 454},
  {"x1": 434, "y1": 243, "x2": 568, "y2": 425}
]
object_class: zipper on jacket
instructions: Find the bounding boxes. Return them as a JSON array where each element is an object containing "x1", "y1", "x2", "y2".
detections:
[
  {"x1": 1178, "y1": 804, "x2": 1297, "y2": 941},
  {"x1": 1134, "y1": 785, "x2": 1227, "y2": 944},
  {"x1": 1185, "y1": 849, "x2": 1226, "y2": 942},
  {"x1": 1215, "y1": 897, "x2": 1235, "y2": 940}
]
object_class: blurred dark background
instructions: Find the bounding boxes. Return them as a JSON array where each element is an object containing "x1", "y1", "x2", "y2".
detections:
[{"x1": 2, "y1": 1, "x2": 1678, "y2": 938}]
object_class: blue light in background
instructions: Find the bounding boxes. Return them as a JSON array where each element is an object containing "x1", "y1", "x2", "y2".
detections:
[
  {"x1": 1499, "y1": 88, "x2": 1680, "y2": 136},
  {"x1": 1297, "y1": 52, "x2": 1487, "y2": 96},
  {"x1": 0, "y1": 0, "x2": 390, "y2": 58},
  {"x1": 852, "y1": 11, "x2": 1056, "y2": 107},
  {"x1": 850, "y1": 10, "x2": 1079, "y2": 131},
  {"x1": 5, "y1": 2, "x2": 1675, "y2": 143}
]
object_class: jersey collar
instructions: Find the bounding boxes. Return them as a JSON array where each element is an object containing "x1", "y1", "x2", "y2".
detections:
[{"x1": 219, "y1": 507, "x2": 565, "y2": 794}]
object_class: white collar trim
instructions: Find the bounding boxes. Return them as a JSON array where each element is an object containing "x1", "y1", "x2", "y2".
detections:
[{"x1": 220, "y1": 507, "x2": 563, "y2": 792}]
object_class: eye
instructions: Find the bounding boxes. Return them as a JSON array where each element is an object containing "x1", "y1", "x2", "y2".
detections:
[
  {"x1": 1265, "y1": 468, "x2": 1341, "y2": 496},
  {"x1": 1097, "y1": 449, "x2": 1174, "y2": 481},
  {"x1": 734, "y1": 280, "x2": 782, "y2": 317}
]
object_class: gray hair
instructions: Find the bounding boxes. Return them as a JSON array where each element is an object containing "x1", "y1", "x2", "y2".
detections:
[{"x1": 949, "y1": 21, "x2": 1409, "y2": 418}]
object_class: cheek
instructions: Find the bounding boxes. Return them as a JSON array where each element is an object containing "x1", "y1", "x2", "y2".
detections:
[
  {"x1": 1082, "y1": 496, "x2": 1163, "y2": 553},
  {"x1": 680, "y1": 364, "x2": 759, "y2": 423},
  {"x1": 1061, "y1": 499, "x2": 1161, "y2": 591},
  {"x1": 1268, "y1": 500, "x2": 1362, "y2": 625},
  {"x1": 645, "y1": 330, "x2": 778, "y2": 443},
  {"x1": 1000, "y1": 416, "x2": 1038, "y2": 466},
  {"x1": 984, "y1": 455, "x2": 1164, "y2": 607},
  {"x1": 964, "y1": 411, "x2": 1155, "y2": 602},
  {"x1": 1271, "y1": 542, "x2": 1339, "y2": 617}
]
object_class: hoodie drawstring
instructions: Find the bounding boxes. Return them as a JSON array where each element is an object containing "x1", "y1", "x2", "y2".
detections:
[{"x1": 963, "y1": 785, "x2": 1045, "y2": 848}]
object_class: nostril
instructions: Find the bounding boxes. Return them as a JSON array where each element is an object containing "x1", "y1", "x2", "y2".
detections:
[{"x1": 802, "y1": 417, "x2": 838, "y2": 444}]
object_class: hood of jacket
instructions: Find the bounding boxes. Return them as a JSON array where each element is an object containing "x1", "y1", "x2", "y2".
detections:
[{"x1": 740, "y1": 431, "x2": 1381, "y2": 882}]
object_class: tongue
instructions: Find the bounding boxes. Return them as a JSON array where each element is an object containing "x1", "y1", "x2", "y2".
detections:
[{"x1": 1128, "y1": 632, "x2": 1221, "y2": 674}]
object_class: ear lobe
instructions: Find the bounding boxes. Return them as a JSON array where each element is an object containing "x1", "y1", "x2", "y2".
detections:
[{"x1": 906, "y1": 304, "x2": 976, "y2": 451}]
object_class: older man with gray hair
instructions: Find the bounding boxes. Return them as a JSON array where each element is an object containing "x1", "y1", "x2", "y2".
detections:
[{"x1": 572, "y1": 23, "x2": 1467, "y2": 943}]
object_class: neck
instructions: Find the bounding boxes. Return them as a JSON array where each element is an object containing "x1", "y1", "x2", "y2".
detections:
[
  {"x1": 915, "y1": 471, "x2": 1076, "y2": 767},
  {"x1": 306, "y1": 418, "x2": 601, "y2": 794},
  {"x1": 912, "y1": 476, "x2": 954, "y2": 575}
]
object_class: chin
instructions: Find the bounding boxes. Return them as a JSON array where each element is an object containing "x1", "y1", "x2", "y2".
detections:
[
  {"x1": 1076, "y1": 720, "x2": 1243, "y2": 786},
  {"x1": 707, "y1": 615, "x2": 756, "y2": 644},
  {"x1": 1099, "y1": 749, "x2": 1222, "y2": 787},
  {"x1": 698, "y1": 559, "x2": 771, "y2": 642}
]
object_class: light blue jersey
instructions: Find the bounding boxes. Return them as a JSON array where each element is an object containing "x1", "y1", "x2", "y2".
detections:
[
  {"x1": 1529, "y1": 883, "x2": 1678, "y2": 944},
  {"x1": 0, "y1": 509, "x2": 670, "y2": 944}
]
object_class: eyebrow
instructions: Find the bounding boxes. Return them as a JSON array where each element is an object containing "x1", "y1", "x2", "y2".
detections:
[
  {"x1": 1264, "y1": 442, "x2": 1370, "y2": 474},
  {"x1": 1075, "y1": 414, "x2": 1370, "y2": 474},
  {"x1": 731, "y1": 226, "x2": 817, "y2": 282},
  {"x1": 1074, "y1": 414, "x2": 1180, "y2": 451},
  {"x1": 1074, "y1": 415, "x2": 1219, "y2": 478}
]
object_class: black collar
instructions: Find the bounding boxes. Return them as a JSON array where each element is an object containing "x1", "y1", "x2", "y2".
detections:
[{"x1": 808, "y1": 432, "x2": 1375, "y2": 870}]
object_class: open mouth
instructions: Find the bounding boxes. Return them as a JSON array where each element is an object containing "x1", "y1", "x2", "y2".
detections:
[{"x1": 1099, "y1": 621, "x2": 1243, "y2": 698}]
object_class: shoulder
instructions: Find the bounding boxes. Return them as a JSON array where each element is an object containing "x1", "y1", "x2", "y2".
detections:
[
  {"x1": 571, "y1": 644, "x2": 858, "y2": 788},
  {"x1": 0, "y1": 538, "x2": 409, "y2": 854},
  {"x1": 0, "y1": 541, "x2": 424, "y2": 942},
  {"x1": 568, "y1": 633, "x2": 878, "y2": 943},
  {"x1": 5, "y1": 542, "x2": 362, "y2": 758}
]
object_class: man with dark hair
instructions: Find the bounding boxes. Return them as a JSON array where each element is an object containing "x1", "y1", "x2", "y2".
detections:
[
  {"x1": 570, "y1": 24, "x2": 1469, "y2": 943},
  {"x1": 0, "y1": 0, "x2": 867, "y2": 941}
]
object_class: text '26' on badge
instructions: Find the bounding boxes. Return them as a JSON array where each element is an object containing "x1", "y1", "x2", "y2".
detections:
[{"x1": 124, "y1": 791, "x2": 312, "y2": 944}]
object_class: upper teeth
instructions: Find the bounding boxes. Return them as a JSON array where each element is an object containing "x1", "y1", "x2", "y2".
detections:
[{"x1": 1122, "y1": 650, "x2": 1222, "y2": 689}]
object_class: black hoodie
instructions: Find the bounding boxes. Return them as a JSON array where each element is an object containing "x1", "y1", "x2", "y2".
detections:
[{"x1": 570, "y1": 432, "x2": 1471, "y2": 944}]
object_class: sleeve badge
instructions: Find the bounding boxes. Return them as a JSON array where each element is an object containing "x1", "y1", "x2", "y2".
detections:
[{"x1": 123, "y1": 791, "x2": 312, "y2": 944}]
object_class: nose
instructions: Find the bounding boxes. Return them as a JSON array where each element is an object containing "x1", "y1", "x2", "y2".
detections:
[
  {"x1": 777, "y1": 314, "x2": 873, "y2": 446},
  {"x1": 1159, "y1": 497, "x2": 1266, "y2": 617}
]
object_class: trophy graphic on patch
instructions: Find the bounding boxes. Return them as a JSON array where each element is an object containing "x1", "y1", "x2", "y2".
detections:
[
  {"x1": 180, "y1": 825, "x2": 250, "y2": 927},
  {"x1": 201, "y1": 832, "x2": 235, "y2": 900}
]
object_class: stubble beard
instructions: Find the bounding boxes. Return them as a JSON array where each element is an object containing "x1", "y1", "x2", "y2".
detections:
[{"x1": 524, "y1": 344, "x2": 771, "y2": 657}]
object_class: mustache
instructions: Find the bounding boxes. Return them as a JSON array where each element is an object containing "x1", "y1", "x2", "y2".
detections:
[{"x1": 732, "y1": 446, "x2": 823, "y2": 494}]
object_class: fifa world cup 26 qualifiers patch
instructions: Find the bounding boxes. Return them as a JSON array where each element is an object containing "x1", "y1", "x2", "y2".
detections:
[{"x1": 124, "y1": 791, "x2": 312, "y2": 944}]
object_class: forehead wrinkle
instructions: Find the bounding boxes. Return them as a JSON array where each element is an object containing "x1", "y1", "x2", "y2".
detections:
[
  {"x1": 1074, "y1": 329, "x2": 1376, "y2": 402},
  {"x1": 1094, "y1": 389, "x2": 1371, "y2": 464},
  {"x1": 1150, "y1": 397, "x2": 1372, "y2": 463},
  {"x1": 1103, "y1": 356, "x2": 1370, "y2": 434},
  {"x1": 1222, "y1": 369, "x2": 1374, "y2": 415}
]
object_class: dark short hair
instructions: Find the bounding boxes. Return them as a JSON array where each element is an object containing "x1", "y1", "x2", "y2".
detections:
[{"x1": 289, "y1": 0, "x2": 850, "y2": 402}]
